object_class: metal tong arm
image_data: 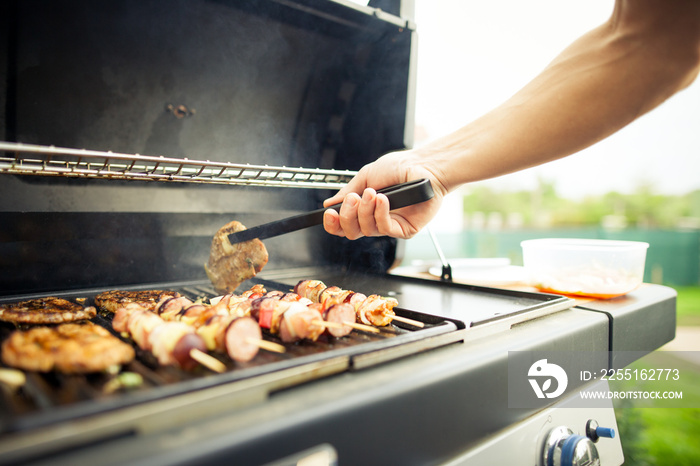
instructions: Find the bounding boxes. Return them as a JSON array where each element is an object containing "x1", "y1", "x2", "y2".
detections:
[{"x1": 227, "y1": 179, "x2": 434, "y2": 244}]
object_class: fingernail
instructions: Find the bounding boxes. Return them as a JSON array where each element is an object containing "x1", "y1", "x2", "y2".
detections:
[{"x1": 345, "y1": 196, "x2": 357, "y2": 207}]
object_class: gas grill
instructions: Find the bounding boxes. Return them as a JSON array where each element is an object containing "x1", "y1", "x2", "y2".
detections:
[{"x1": 0, "y1": 1, "x2": 676, "y2": 465}]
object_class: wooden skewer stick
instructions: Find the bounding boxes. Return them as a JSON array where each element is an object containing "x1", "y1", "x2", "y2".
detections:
[
  {"x1": 245, "y1": 338, "x2": 286, "y2": 354},
  {"x1": 342, "y1": 321, "x2": 380, "y2": 334},
  {"x1": 313, "y1": 320, "x2": 345, "y2": 329},
  {"x1": 313, "y1": 319, "x2": 382, "y2": 335},
  {"x1": 391, "y1": 314, "x2": 425, "y2": 328},
  {"x1": 189, "y1": 348, "x2": 227, "y2": 373}
]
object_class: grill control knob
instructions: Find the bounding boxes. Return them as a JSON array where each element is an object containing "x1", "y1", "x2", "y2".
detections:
[
  {"x1": 586, "y1": 419, "x2": 615, "y2": 442},
  {"x1": 542, "y1": 426, "x2": 601, "y2": 466}
]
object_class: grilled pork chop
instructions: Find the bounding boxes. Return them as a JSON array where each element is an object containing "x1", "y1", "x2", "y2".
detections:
[
  {"x1": 205, "y1": 221, "x2": 269, "y2": 293},
  {"x1": 1, "y1": 323, "x2": 135, "y2": 373},
  {"x1": 95, "y1": 290, "x2": 181, "y2": 313},
  {"x1": 0, "y1": 297, "x2": 96, "y2": 324}
]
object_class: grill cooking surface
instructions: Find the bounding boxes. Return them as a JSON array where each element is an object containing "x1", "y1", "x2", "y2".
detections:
[{"x1": 0, "y1": 277, "x2": 463, "y2": 436}]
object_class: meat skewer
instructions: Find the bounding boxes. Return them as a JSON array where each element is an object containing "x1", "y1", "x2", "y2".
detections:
[
  {"x1": 308, "y1": 302, "x2": 367, "y2": 337},
  {"x1": 258, "y1": 288, "x2": 380, "y2": 337},
  {"x1": 154, "y1": 289, "x2": 285, "y2": 359},
  {"x1": 161, "y1": 284, "x2": 266, "y2": 326},
  {"x1": 112, "y1": 303, "x2": 223, "y2": 372},
  {"x1": 294, "y1": 280, "x2": 424, "y2": 328},
  {"x1": 249, "y1": 291, "x2": 364, "y2": 342},
  {"x1": 213, "y1": 285, "x2": 378, "y2": 337},
  {"x1": 250, "y1": 294, "x2": 326, "y2": 343}
]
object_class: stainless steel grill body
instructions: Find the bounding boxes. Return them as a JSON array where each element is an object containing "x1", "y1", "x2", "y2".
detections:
[{"x1": 0, "y1": 1, "x2": 676, "y2": 465}]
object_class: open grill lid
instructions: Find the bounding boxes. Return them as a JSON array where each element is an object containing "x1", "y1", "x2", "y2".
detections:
[{"x1": 0, "y1": 0, "x2": 418, "y2": 296}]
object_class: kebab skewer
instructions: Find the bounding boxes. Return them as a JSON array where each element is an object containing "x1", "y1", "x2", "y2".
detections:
[
  {"x1": 294, "y1": 280, "x2": 424, "y2": 328},
  {"x1": 250, "y1": 293, "x2": 326, "y2": 342},
  {"x1": 245, "y1": 290, "x2": 365, "y2": 341},
  {"x1": 205, "y1": 286, "x2": 358, "y2": 342},
  {"x1": 112, "y1": 303, "x2": 225, "y2": 372},
  {"x1": 153, "y1": 289, "x2": 284, "y2": 360}
]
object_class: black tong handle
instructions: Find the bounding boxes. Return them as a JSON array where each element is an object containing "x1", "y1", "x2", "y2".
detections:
[{"x1": 227, "y1": 178, "x2": 434, "y2": 244}]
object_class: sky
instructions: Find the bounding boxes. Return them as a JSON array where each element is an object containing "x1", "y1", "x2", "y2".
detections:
[{"x1": 411, "y1": 1, "x2": 700, "y2": 200}]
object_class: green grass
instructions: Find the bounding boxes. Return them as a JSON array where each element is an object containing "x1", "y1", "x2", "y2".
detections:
[
  {"x1": 675, "y1": 286, "x2": 700, "y2": 326},
  {"x1": 612, "y1": 350, "x2": 700, "y2": 465}
]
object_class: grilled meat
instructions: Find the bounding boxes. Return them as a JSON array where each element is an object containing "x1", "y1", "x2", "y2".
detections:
[
  {"x1": 250, "y1": 293, "x2": 329, "y2": 342},
  {"x1": 154, "y1": 290, "x2": 265, "y2": 362},
  {"x1": 205, "y1": 221, "x2": 268, "y2": 293},
  {"x1": 0, "y1": 297, "x2": 96, "y2": 324},
  {"x1": 94, "y1": 290, "x2": 180, "y2": 313},
  {"x1": 1, "y1": 323, "x2": 135, "y2": 373},
  {"x1": 277, "y1": 301, "x2": 325, "y2": 343},
  {"x1": 317, "y1": 302, "x2": 355, "y2": 338},
  {"x1": 113, "y1": 303, "x2": 207, "y2": 370},
  {"x1": 295, "y1": 280, "x2": 399, "y2": 326},
  {"x1": 355, "y1": 294, "x2": 398, "y2": 327}
]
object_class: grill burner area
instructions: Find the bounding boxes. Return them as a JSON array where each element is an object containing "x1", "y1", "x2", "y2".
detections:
[
  {"x1": 0, "y1": 272, "x2": 574, "y2": 464},
  {"x1": 0, "y1": 277, "x2": 463, "y2": 437}
]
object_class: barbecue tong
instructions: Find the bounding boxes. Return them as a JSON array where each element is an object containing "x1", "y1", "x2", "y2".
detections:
[{"x1": 227, "y1": 178, "x2": 434, "y2": 244}]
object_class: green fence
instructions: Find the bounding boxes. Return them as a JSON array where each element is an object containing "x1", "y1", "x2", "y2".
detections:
[{"x1": 401, "y1": 229, "x2": 700, "y2": 286}]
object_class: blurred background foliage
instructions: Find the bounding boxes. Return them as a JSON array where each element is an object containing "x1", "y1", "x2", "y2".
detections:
[{"x1": 462, "y1": 180, "x2": 700, "y2": 230}]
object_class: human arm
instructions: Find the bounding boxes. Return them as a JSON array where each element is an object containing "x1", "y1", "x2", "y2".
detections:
[{"x1": 323, "y1": 0, "x2": 700, "y2": 240}]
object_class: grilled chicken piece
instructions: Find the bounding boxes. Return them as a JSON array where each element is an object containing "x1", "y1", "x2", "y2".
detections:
[
  {"x1": 356, "y1": 294, "x2": 398, "y2": 327},
  {"x1": 1, "y1": 323, "x2": 135, "y2": 373},
  {"x1": 94, "y1": 290, "x2": 181, "y2": 313},
  {"x1": 277, "y1": 301, "x2": 325, "y2": 343},
  {"x1": 0, "y1": 297, "x2": 96, "y2": 324},
  {"x1": 205, "y1": 221, "x2": 268, "y2": 293}
]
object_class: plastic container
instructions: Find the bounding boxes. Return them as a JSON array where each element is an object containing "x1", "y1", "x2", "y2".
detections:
[{"x1": 521, "y1": 238, "x2": 649, "y2": 299}]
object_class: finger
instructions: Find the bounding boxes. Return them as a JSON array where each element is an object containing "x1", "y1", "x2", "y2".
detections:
[
  {"x1": 357, "y1": 188, "x2": 380, "y2": 237},
  {"x1": 373, "y1": 193, "x2": 399, "y2": 237},
  {"x1": 323, "y1": 209, "x2": 345, "y2": 237},
  {"x1": 338, "y1": 193, "x2": 363, "y2": 240}
]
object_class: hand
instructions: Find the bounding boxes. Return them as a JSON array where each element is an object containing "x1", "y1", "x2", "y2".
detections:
[{"x1": 322, "y1": 150, "x2": 447, "y2": 240}]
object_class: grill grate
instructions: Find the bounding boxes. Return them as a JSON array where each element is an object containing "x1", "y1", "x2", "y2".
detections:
[
  {"x1": 0, "y1": 278, "x2": 462, "y2": 438},
  {"x1": 0, "y1": 142, "x2": 357, "y2": 189}
]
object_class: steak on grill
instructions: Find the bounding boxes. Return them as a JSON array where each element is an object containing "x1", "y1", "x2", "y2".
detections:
[
  {"x1": 94, "y1": 290, "x2": 181, "y2": 313},
  {"x1": 205, "y1": 221, "x2": 269, "y2": 293},
  {"x1": 0, "y1": 297, "x2": 96, "y2": 324}
]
